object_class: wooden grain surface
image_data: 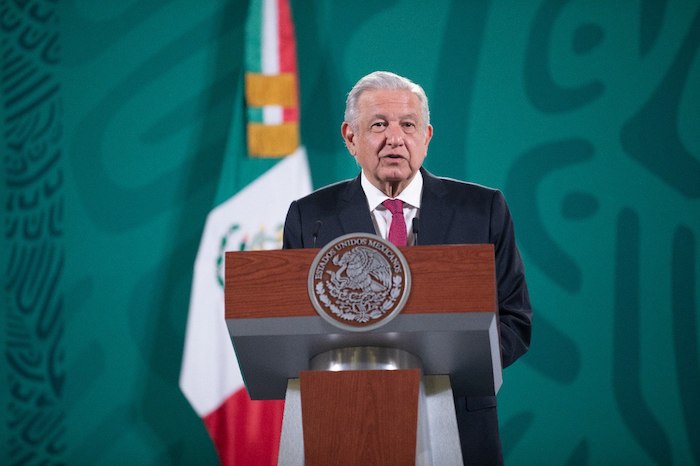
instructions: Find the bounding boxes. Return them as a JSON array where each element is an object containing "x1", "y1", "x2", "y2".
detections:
[
  {"x1": 225, "y1": 244, "x2": 497, "y2": 319},
  {"x1": 300, "y1": 369, "x2": 420, "y2": 466}
]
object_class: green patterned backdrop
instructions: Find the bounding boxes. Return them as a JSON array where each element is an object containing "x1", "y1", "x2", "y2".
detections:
[{"x1": 2, "y1": 0, "x2": 698, "y2": 464}]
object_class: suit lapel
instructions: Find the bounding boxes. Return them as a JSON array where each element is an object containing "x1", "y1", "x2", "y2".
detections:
[
  {"x1": 332, "y1": 170, "x2": 454, "y2": 243},
  {"x1": 418, "y1": 168, "x2": 454, "y2": 245},
  {"x1": 337, "y1": 174, "x2": 376, "y2": 235}
]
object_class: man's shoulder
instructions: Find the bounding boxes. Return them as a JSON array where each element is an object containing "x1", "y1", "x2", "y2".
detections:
[
  {"x1": 425, "y1": 171, "x2": 502, "y2": 200},
  {"x1": 294, "y1": 177, "x2": 357, "y2": 207},
  {"x1": 435, "y1": 175, "x2": 499, "y2": 192}
]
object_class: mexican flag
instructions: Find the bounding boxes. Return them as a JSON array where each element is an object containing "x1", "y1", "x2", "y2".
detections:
[{"x1": 179, "y1": 0, "x2": 311, "y2": 464}]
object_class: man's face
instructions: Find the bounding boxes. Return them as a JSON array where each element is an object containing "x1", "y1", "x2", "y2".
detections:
[{"x1": 341, "y1": 89, "x2": 433, "y2": 197}]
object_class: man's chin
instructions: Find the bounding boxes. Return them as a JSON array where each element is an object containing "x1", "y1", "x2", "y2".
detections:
[
  {"x1": 379, "y1": 174, "x2": 408, "y2": 183},
  {"x1": 378, "y1": 170, "x2": 416, "y2": 185}
]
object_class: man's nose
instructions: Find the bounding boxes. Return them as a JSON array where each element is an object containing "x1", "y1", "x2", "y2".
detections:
[{"x1": 385, "y1": 124, "x2": 404, "y2": 146}]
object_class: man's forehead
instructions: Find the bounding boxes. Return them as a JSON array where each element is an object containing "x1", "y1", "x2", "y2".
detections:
[
  {"x1": 360, "y1": 88, "x2": 415, "y2": 99},
  {"x1": 358, "y1": 89, "x2": 421, "y2": 115}
]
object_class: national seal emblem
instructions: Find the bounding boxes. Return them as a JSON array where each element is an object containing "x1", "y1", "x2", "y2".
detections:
[{"x1": 308, "y1": 233, "x2": 411, "y2": 331}]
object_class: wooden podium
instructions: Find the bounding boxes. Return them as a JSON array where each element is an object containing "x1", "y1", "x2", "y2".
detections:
[{"x1": 225, "y1": 244, "x2": 501, "y2": 465}]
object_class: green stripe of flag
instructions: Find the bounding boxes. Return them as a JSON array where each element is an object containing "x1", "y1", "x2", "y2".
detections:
[{"x1": 244, "y1": 0, "x2": 263, "y2": 73}]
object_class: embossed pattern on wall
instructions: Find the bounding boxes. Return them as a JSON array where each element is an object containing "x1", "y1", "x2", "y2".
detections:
[{"x1": 2, "y1": 1, "x2": 65, "y2": 464}]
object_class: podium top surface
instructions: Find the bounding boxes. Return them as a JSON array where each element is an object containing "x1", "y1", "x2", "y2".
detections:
[{"x1": 225, "y1": 244, "x2": 497, "y2": 320}]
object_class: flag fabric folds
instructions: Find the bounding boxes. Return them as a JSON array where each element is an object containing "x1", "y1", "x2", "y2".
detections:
[{"x1": 179, "y1": 0, "x2": 311, "y2": 464}]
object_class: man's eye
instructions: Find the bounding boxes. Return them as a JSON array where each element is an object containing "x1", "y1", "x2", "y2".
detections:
[
  {"x1": 370, "y1": 122, "x2": 386, "y2": 132},
  {"x1": 402, "y1": 122, "x2": 417, "y2": 133}
]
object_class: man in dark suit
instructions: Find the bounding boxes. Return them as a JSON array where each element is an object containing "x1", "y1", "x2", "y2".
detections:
[{"x1": 283, "y1": 71, "x2": 531, "y2": 465}]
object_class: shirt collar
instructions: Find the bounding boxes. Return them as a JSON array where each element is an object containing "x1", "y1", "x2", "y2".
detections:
[{"x1": 361, "y1": 170, "x2": 423, "y2": 211}]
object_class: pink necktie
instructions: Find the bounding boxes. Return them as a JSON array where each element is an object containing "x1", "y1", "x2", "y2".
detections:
[{"x1": 383, "y1": 199, "x2": 407, "y2": 246}]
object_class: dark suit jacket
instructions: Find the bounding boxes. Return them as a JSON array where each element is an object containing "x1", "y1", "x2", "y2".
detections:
[{"x1": 283, "y1": 168, "x2": 532, "y2": 465}]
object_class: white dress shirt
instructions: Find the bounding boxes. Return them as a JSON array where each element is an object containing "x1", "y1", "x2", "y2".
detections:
[{"x1": 360, "y1": 170, "x2": 423, "y2": 246}]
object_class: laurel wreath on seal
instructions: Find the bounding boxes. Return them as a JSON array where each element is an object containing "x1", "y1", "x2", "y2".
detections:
[{"x1": 315, "y1": 275, "x2": 403, "y2": 323}]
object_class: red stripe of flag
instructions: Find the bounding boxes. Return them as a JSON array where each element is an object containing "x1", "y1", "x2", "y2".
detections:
[
  {"x1": 204, "y1": 387, "x2": 285, "y2": 466},
  {"x1": 277, "y1": 0, "x2": 299, "y2": 123},
  {"x1": 277, "y1": 0, "x2": 296, "y2": 73}
]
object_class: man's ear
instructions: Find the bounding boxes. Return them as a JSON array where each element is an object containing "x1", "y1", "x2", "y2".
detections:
[
  {"x1": 341, "y1": 122, "x2": 356, "y2": 155},
  {"x1": 424, "y1": 124, "x2": 434, "y2": 147}
]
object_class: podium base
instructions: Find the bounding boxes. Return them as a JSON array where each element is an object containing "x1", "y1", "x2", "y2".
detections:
[{"x1": 278, "y1": 374, "x2": 463, "y2": 466}]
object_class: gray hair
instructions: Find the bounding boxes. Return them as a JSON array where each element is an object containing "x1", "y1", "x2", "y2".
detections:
[{"x1": 344, "y1": 71, "x2": 430, "y2": 131}]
